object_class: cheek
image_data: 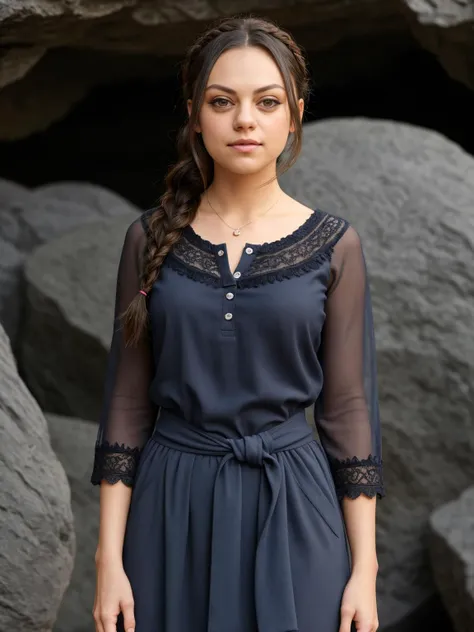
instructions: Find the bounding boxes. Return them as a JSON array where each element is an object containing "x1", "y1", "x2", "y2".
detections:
[
  {"x1": 263, "y1": 113, "x2": 292, "y2": 147},
  {"x1": 200, "y1": 115, "x2": 227, "y2": 150}
]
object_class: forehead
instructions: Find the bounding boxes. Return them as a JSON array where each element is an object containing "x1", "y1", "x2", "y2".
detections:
[{"x1": 207, "y1": 46, "x2": 284, "y2": 88}]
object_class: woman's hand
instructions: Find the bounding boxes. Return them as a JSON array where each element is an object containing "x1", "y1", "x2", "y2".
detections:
[
  {"x1": 339, "y1": 567, "x2": 379, "y2": 632},
  {"x1": 93, "y1": 556, "x2": 136, "y2": 632}
]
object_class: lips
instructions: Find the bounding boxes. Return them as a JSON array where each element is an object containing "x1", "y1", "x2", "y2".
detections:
[{"x1": 229, "y1": 140, "x2": 261, "y2": 146}]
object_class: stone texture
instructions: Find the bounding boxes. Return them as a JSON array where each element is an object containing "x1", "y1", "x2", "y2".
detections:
[
  {"x1": 0, "y1": 235, "x2": 23, "y2": 345},
  {"x1": 0, "y1": 46, "x2": 178, "y2": 140},
  {"x1": 0, "y1": 178, "x2": 139, "y2": 343},
  {"x1": 0, "y1": 322, "x2": 75, "y2": 632},
  {"x1": 20, "y1": 212, "x2": 137, "y2": 420},
  {"x1": 0, "y1": 45, "x2": 46, "y2": 89},
  {"x1": 37, "y1": 180, "x2": 141, "y2": 217},
  {"x1": 400, "y1": 0, "x2": 474, "y2": 90},
  {"x1": 46, "y1": 413, "x2": 100, "y2": 632},
  {"x1": 280, "y1": 117, "x2": 474, "y2": 628},
  {"x1": 429, "y1": 485, "x2": 474, "y2": 632}
]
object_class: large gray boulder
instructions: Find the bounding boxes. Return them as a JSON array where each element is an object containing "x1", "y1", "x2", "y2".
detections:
[
  {"x1": 20, "y1": 212, "x2": 137, "y2": 420},
  {"x1": 0, "y1": 323, "x2": 75, "y2": 632},
  {"x1": 0, "y1": 178, "x2": 139, "y2": 344},
  {"x1": 280, "y1": 117, "x2": 474, "y2": 629},
  {"x1": 47, "y1": 413, "x2": 100, "y2": 632},
  {"x1": 429, "y1": 485, "x2": 474, "y2": 632}
]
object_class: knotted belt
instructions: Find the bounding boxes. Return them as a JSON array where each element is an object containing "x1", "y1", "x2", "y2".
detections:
[{"x1": 152, "y1": 409, "x2": 314, "y2": 632}]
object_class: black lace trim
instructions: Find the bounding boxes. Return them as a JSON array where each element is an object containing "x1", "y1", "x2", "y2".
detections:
[
  {"x1": 328, "y1": 455, "x2": 385, "y2": 501},
  {"x1": 90, "y1": 441, "x2": 142, "y2": 487},
  {"x1": 166, "y1": 252, "x2": 222, "y2": 287},
  {"x1": 238, "y1": 247, "x2": 334, "y2": 288},
  {"x1": 165, "y1": 209, "x2": 349, "y2": 288},
  {"x1": 250, "y1": 211, "x2": 345, "y2": 255},
  {"x1": 169, "y1": 239, "x2": 220, "y2": 279}
]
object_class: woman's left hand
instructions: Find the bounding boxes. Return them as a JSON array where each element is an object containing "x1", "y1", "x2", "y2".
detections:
[{"x1": 338, "y1": 567, "x2": 379, "y2": 632}]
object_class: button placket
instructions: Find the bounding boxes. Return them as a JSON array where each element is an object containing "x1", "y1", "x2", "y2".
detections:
[{"x1": 214, "y1": 243, "x2": 257, "y2": 335}]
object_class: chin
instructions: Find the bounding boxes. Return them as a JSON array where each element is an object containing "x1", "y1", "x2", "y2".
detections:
[{"x1": 226, "y1": 162, "x2": 266, "y2": 175}]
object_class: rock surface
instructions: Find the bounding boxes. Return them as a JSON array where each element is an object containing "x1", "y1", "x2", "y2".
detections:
[
  {"x1": 47, "y1": 413, "x2": 100, "y2": 632},
  {"x1": 20, "y1": 212, "x2": 137, "y2": 420},
  {"x1": 280, "y1": 117, "x2": 474, "y2": 628},
  {"x1": 429, "y1": 485, "x2": 474, "y2": 632},
  {"x1": 0, "y1": 178, "x2": 139, "y2": 344},
  {"x1": 401, "y1": 0, "x2": 474, "y2": 90},
  {"x1": 0, "y1": 322, "x2": 75, "y2": 632}
]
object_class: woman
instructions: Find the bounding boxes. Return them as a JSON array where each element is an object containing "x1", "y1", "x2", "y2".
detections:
[{"x1": 91, "y1": 14, "x2": 385, "y2": 632}]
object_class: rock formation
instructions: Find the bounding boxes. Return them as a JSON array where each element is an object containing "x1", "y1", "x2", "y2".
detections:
[{"x1": 0, "y1": 322, "x2": 75, "y2": 632}]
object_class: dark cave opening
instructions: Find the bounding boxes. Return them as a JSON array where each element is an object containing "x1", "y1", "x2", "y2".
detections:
[{"x1": 1, "y1": 46, "x2": 473, "y2": 209}]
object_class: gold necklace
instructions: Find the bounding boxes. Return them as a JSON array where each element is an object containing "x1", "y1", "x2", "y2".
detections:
[{"x1": 206, "y1": 190, "x2": 281, "y2": 236}]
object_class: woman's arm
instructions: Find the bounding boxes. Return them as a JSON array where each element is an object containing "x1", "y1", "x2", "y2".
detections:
[
  {"x1": 95, "y1": 483, "x2": 132, "y2": 564},
  {"x1": 314, "y1": 224, "x2": 384, "y2": 630},
  {"x1": 341, "y1": 495, "x2": 378, "y2": 572},
  {"x1": 91, "y1": 215, "x2": 158, "y2": 559}
]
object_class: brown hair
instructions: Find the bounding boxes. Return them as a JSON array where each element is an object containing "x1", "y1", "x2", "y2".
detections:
[{"x1": 122, "y1": 14, "x2": 311, "y2": 346}]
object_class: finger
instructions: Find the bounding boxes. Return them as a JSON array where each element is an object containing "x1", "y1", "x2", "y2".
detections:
[
  {"x1": 92, "y1": 600, "x2": 104, "y2": 632},
  {"x1": 121, "y1": 599, "x2": 136, "y2": 632},
  {"x1": 93, "y1": 609, "x2": 105, "y2": 632},
  {"x1": 102, "y1": 612, "x2": 118, "y2": 632},
  {"x1": 92, "y1": 587, "x2": 102, "y2": 632},
  {"x1": 339, "y1": 612, "x2": 354, "y2": 632}
]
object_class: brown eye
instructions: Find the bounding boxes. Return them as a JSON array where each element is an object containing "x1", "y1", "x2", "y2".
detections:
[
  {"x1": 211, "y1": 98, "x2": 231, "y2": 108},
  {"x1": 260, "y1": 98, "x2": 281, "y2": 108}
]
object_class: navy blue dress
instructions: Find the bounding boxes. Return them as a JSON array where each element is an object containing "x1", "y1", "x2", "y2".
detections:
[{"x1": 91, "y1": 207, "x2": 385, "y2": 632}]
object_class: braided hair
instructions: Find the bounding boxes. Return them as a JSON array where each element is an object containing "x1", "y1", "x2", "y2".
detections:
[{"x1": 122, "y1": 15, "x2": 311, "y2": 346}]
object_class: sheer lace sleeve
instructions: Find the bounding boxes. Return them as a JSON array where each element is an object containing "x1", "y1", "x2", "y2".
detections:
[
  {"x1": 315, "y1": 225, "x2": 385, "y2": 501},
  {"x1": 90, "y1": 215, "x2": 158, "y2": 486}
]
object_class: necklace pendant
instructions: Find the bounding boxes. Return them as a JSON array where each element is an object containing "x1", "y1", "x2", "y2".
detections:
[{"x1": 233, "y1": 228, "x2": 241, "y2": 236}]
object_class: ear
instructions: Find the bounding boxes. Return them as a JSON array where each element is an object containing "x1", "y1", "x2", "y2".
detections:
[
  {"x1": 187, "y1": 99, "x2": 201, "y2": 133},
  {"x1": 289, "y1": 98, "x2": 304, "y2": 133}
]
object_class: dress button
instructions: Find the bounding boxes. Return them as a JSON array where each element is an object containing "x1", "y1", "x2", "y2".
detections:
[
  {"x1": 233, "y1": 271, "x2": 241, "y2": 279},
  {"x1": 226, "y1": 292, "x2": 234, "y2": 300},
  {"x1": 224, "y1": 312, "x2": 233, "y2": 320},
  {"x1": 245, "y1": 247, "x2": 253, "y2": 255},
  {"x1": 217, "y1": 249, "x2": 224, "y2": 256}
]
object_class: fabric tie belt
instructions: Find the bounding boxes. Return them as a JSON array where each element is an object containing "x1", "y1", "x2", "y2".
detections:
[{"x1": 152, "y1": 409, "x2": 314, "y2": 632}]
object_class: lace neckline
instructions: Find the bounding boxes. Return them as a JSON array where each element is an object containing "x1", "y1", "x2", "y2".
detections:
[{"x1": 183, "y1": 208, "x2": 322, "y2": 254}]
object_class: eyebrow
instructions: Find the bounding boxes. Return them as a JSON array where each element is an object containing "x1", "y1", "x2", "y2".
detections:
[{"x1": 205, "y1": 83, "x2": 285, "y2": 94}]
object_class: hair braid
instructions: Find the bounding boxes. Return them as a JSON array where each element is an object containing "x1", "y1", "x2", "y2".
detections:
[
  {"x1": 256, "y1": 21, "x2": 310, "y2": 87},
  {"x1": 121, "y1": 14, "x2": 310, "y2": 346}
]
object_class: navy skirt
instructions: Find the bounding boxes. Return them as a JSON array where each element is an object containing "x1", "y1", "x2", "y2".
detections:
[{"x1": 117, "y1": 409, "x2": 354, "y2": 632}]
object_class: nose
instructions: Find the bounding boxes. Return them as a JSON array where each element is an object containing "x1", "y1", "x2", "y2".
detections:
[
  {"x1": 233, "y1": 102, "x2": 257, "y2": 130},
  {"x1": 227, "y1": 432, "x2": 273, "y2": 466}
]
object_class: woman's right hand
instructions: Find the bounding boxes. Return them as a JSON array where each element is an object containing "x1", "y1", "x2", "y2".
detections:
[{"x1": 93, "y1": 556, "x2": 136, "y2": 632}]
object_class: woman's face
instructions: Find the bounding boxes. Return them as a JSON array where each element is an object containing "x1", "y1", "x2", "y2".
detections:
[{"x1": 188, "y1": 46, "x2": 303, "y2": 175}]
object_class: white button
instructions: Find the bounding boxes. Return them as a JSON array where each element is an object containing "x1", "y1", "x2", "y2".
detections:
[
  {"x1": 245, "y1": 247, "x2": 253, "y2": 255},
  {"x1": 224, "y1": 312, "x2": 233, "y2": 320},
  {"x1": 226, "y1": 292, "x2": 234, "y2": 300},
  {"x1": 233, "y1": 271, "x2": 241, "y2": 279},
  {"x1": 217, "y1": 249, "x2": 224, "y2": 256}
]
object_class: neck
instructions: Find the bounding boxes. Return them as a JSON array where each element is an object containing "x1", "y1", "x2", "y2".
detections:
[{"x1": 204, "y1": 166, "x2": 283, "y2": 224}]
